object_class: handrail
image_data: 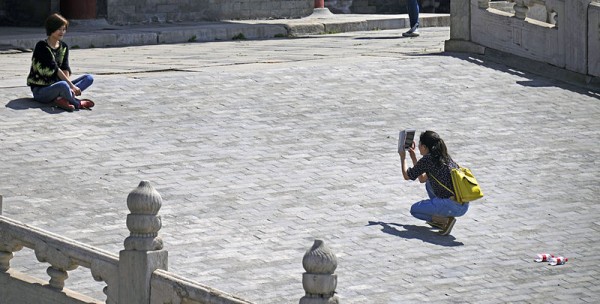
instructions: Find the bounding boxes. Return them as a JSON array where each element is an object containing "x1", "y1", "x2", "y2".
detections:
[
  {"x1": 151, "y1": 269, "x2": 255, "y2": 304},
  {"x1": 0, "y1": 215, "x2": 119, "y2": 268},
  {"x1": 0, "y1": 214, "x2": 119, "y2": 300}
]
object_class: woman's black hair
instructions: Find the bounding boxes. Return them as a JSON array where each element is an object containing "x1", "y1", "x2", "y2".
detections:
[
  {"x1": 45, "y1": 13, "x2": 69, "y2": 36},
  {"x1": 419, "y1": 130, "x2": 451, "y2": 166}
]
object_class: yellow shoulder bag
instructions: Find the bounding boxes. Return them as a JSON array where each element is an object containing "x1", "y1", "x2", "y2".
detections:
[{"x1": 430, "y1": 167, "x2": 483, "y2": 204}]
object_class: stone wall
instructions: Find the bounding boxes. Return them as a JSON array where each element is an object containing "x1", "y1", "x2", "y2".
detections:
[
  {"x1": 351, "y1": 0, "x2": 450, "y2": 14},
  {"x1": 589, "y1": 2, "x2": 600, "y2": 77},
  {"x1": 369, "y1": 0, "x2": 406, "y2": 13},
  {"x1": 0, "y1": 0, "x2": 52, "y2": 26},
  {"x1": 445, "y1": 0, "x2": 599, "y2": 80},
  {"x1": 0, "y1": 0, "x2": 5, "y2": 23},
  {"x1": 107, "y1": 0, "x2": 314, "y2": 25}
]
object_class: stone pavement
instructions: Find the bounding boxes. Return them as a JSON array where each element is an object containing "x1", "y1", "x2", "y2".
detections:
[{"x1": 1, "y1": 26, "x2": 600, "y2": 303}]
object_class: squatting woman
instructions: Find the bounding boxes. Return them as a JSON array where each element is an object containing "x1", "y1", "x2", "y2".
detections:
[{"x1": 399, "y1": 130, "x2": 469, "y2": 235}]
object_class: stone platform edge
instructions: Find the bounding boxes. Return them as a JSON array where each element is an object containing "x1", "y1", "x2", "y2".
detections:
[{"x1": 0, "y1": 14, "x2": 449, "y2": 51}]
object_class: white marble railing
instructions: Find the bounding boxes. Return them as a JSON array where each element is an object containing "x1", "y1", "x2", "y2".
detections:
[
  {"x1": 0, "y1": 183, "x2": 341, "y2": 304},
  {"x1": 446, "y1": 0, "x2": 600, "y2": 79},
  {"x1": 0, "y1": 214, "x2": 119, "y2": 303},
  {"x1": 500, "y1": 0, "x2": 560, "y2": 23}
]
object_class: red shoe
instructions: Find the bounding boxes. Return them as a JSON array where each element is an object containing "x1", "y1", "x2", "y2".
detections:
[
  {"x1": 54, "y1": 97, "x2": 75, "y2": 112},
  {"x1": 79, "y1": 99, "x2": 95, "y2": 110}
]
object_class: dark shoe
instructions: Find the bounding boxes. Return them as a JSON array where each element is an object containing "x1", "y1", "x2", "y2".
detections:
[
  {"x1": 428, "y1": 215, "x2": 448, "y2": 229},
  {"x1": 439, "y1": 217, "x2": 456, "y2": 236},
  {"x1": 426, "y1": 221, "x2": 444, "y2": 229},
  {"x1": 402, "y1": 24, "x2": 420, "y2": 37},
  {"x1": 54, "y1": 97, "x2": 75, "y2": 112},
  {"x1": 79, "y1": 99, "x2": 95, "y2": 110}
]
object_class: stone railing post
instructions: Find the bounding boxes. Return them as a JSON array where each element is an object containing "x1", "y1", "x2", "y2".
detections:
[
  {"x1": 300, "y1": 239, "x2": 339, "y2": 304},
  {"x1": 118, "y1": 181, "x2": 168, "y2": 304},
  {"x1": 0, "y1": 231, "x2": 23, "y2": 273},
  {"x1": 513, "y1": 0, "x2": 529, "y2": 19},
  {"x1": 444, "y1": 0, "x2": 486, "y2": 53},
  {"x1": 565, "y1": 0, "x2": 592, "y2": 74},
  {"x1": 0, "y1": 194, "x2": 17, "y2": 273}
]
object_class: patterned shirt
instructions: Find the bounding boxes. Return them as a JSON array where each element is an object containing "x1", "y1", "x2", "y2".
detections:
[
  {"x1": 407, "y1": 154, "x2": 458, "y2": 199},
  {"x1": 27, "y1": 40, "x2": 71, "y2": 87}
]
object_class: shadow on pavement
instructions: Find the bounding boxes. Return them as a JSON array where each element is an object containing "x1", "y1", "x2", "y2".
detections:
[
  {"x1": 427, "y1": 51, "x2": 600, "y2": 97},
  {"x1": 300, "y1": 35, "x2": 406, "y2": 40},
  {"x1": 354, "y1": 36, "x2": 405, "y2": 40},
  {"x1": 367, "y1": 221, "x2": 464, "y2": 247},
  {"x1": 5, "y1": 98, "x2": 65, "y2": 114}
]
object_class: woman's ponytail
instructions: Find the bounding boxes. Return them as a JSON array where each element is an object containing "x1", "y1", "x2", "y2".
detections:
[{"x1": 419, "y1": 131, "x2": 451, "y2": 166}]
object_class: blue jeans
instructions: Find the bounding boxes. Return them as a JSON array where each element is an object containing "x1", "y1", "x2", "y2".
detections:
[
  {"x1": 406, "y1": 0, "x2": 420, "y2": 28},
  {"x1": 410, "y1": 180, "x2": 469, "y2": 222},
  {"x1": 31, "y1": 74, "x2": 94, "y2": 108}
]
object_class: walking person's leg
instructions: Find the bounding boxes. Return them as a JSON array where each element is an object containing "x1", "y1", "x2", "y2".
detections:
[{"x1": 403, "y1": 0, "x2": 420, "y2": 37}]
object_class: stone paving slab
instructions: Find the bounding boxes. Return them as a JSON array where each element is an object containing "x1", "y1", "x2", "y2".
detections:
[{"x1": 1, "y1": 27, "x2": 600, "y2": 303}]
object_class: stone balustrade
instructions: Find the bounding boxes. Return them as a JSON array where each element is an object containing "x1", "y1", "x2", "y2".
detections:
[
  {"x1": 0, "y1": 211, "x2": 119, "y2": 303},
  {"x1": 493, "y1": 0, "x2": 556, "y2": 23},
  {"x1": 0, "y1": 182, "x2": 340, "y2": 303},
  {"x1": 446, "y1": 0, "x2": 600, "y2": 80}
]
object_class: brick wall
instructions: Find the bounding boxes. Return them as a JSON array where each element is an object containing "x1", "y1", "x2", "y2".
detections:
[{"x1": 107, "y1": 0, "x2": 313, "y2": 25}]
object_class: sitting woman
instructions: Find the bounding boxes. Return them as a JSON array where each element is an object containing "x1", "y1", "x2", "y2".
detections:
[
  {"x1": 27, "y1": 13, "x2": 94, "y2": 111},
  {"x1": 399, "y1": 130, "x2": 469, "y2": 236}
]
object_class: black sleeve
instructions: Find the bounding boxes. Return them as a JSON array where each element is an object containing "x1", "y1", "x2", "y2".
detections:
[{"x1": 407, "y1": 155, "x2": 431, "y2": 180}]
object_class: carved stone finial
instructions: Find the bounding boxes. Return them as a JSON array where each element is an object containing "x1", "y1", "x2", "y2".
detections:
[
  {"x1": 302, "y1": 239, "x2": 337, "y2": 274},
  {"x1": 124, "y1": 181, "x2": 163, "y2": 251},
  {"x1": 300, "y1": 239, "x2": 339, "y2": 304}
]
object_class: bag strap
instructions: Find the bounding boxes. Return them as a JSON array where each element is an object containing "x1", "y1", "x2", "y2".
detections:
[{"x1": 429, "y1": 173, "x2": 454, "y2": 195}]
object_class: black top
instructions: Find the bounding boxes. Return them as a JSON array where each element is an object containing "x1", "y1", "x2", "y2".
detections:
[
  {"x1": 27, "y1": 40, "x2": 71, "y2": 87},
  {"x1": 407, "y1": 154, "x2": 458, "y2": 199}
]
